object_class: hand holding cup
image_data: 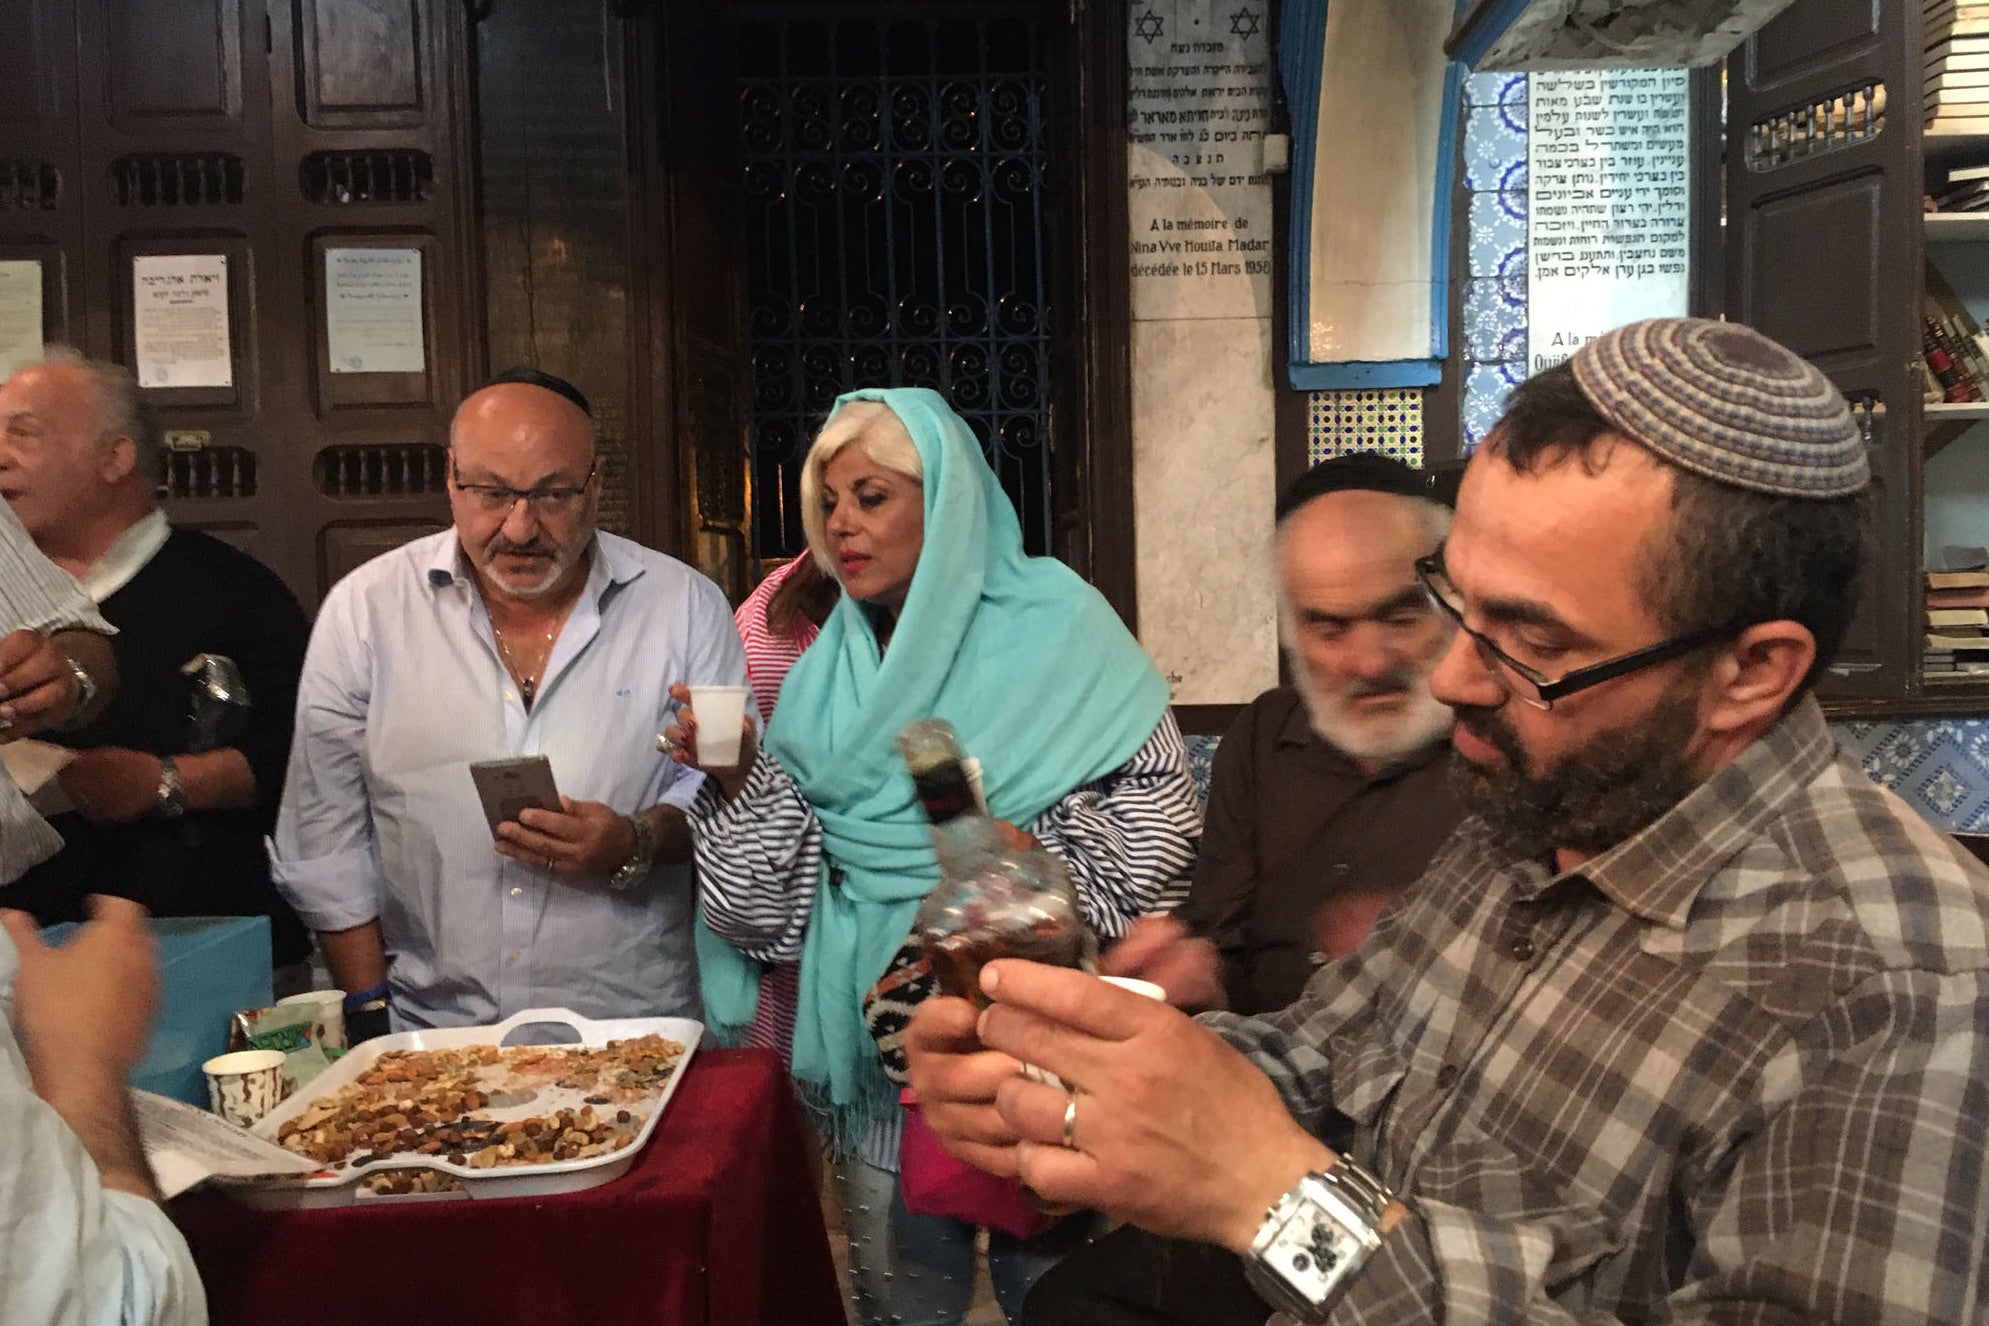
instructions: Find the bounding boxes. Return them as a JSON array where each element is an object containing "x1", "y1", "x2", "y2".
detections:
[{"x1": 661, "y1": 683, "x2": 757, "y2": 801}]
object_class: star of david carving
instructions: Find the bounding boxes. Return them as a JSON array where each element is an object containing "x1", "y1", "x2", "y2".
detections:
[
  {"x1": 1134, "y1": 9, "x2": 1165, "y2": 43},
  {"x1": 1230, "y1": 8, "x2": 1262, "y2": 39}
]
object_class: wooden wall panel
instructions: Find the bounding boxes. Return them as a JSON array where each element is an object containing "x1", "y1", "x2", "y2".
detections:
[
  {"x1": 0, "y1": 2, "x2": 64, "y2": 126},
  {"x1": 104, "y1": 0, "x2": 244, "y2": 127},
  {"x1": 0, "y1": 0, "x2": 480, "y2": 607},
  {"x1": 297, "y1": 0, "x2": 427, "y2": 128}
]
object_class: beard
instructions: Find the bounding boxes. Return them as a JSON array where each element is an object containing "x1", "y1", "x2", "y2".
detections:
[
  {"x1": 474, "y1": 533, "x2": 580, "y2": 599},
  {"x1": 1450, "y1": 683, "x2": 1707, "y2": 862},
  {"x1": 1291, "y1": 654, "x2": 1454, "y2": 767}
]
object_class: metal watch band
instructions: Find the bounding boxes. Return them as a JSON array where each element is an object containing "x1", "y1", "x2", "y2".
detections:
[
  {"x1": 608, "y1": 811, "x2": 656, "y2": 890},
  {"x1": 1243, "y1": 1159, "x2": 1393, "y2": 1322},
  {"x1": 155, "y1": 755, "x2": 189, "y2": 819},
  {"x1": 1314, "y1": 1158, "x2": 1392, "y2": 1226}
]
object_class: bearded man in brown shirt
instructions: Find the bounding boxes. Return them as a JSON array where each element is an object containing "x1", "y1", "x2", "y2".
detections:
[{"x1": 1127, "y1": 453, "x2": 1464, "y2": 1015}]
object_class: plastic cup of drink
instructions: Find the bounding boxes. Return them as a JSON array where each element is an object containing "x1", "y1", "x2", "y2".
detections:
[{"x1": 691, "y1": 685, "x2": 749, "y2": 767}]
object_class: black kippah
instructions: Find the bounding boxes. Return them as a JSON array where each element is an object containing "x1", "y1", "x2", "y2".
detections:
[
  {"x1": 1275, "y1": 451, "x2": 1458, "y2": 522},
  {"x1": 485, "y1": 366, "x2": 592, "y2": 418}
]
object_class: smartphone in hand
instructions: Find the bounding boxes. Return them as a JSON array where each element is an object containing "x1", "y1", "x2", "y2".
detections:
[{"x1": 468, "y1": 755, "x2": 561, "y2": 836}]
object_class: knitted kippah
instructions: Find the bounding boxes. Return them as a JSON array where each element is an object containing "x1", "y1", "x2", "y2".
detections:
[
  {"x1": 1276, "y1": 451, "x2": 1458, "y2": 522},
  {"x1": 1568, "y1": 318, "x2": 1867, "y2": 499}
]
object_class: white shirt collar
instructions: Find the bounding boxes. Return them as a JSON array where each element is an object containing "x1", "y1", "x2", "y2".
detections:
[{"x1": 80, "y1": 508, "x2": 170, "y2": 603}]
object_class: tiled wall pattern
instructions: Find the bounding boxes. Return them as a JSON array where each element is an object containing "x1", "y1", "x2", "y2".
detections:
[
  {"x1": 1289, "y1": 70, "x2": 1989, "y2": 834},
  {"x1": 1304, "y1": 389, "x2": 1424, "y2": 465},
  {"x1": 1459, "y1": 72, "x2": 1529, "y2": 455}
]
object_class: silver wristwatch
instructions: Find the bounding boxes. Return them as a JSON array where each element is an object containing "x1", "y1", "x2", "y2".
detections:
[
  {"x1": 607, "y1": 811, "x2": 656, "y2": 890},
  {"x1": 1242, "y1": 1161, "x2": 1393, "y2": 1321},
  {"x1": 155, "y1": 756, "x2": 188, "y2": 819}
]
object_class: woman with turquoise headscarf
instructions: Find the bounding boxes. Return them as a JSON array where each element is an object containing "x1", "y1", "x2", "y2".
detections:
[{"x1": 666, "y1": 388, "x2": 1201, "y2": 1326}]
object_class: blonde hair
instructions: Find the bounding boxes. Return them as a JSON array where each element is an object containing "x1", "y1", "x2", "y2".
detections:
[{"x1": 798, "y1": 401, "x2": 924, "y2": 572}]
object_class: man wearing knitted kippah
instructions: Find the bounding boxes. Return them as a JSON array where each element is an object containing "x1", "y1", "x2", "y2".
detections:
[{"x1": 909, "y1": 319, "x2": 1989, "y2": 1326}]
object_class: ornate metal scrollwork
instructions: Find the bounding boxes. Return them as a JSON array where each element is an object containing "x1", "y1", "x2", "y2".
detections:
[{"x1": 740, "y1": 11, "x2": 1055, "y2": 558}]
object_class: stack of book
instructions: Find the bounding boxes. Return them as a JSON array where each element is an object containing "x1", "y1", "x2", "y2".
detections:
[
  {"x1": 1929, "y1": 1, "x2": 1989, "y2": 136},
  {"x1": 1926, "y1": 549, "x2": 1989, "y2": 673},
  {"x1": 1921, "y1": 263, "x2": 1989, "y2": 402},
  {"x1": 1930, "y1": 161, "x2": 1989, "y2": 211}
]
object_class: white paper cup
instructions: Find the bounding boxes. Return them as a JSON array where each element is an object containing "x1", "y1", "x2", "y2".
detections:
[
  {"x1": 691, "y1": 684, "x2": 749, "y2": 767},
  {"x1": 275, "y1": 989, "x2": 347, "y2": 1052},
  {"x1": 202, "y1": 1049, "x2": 290, "y2": 1127},
  {"x1": 1100, "y1": 976, "x2": 1165, "y2": 1001},
  {"x1": 1021, "y1": 974, "x2": 1166, "y2": 1089}
]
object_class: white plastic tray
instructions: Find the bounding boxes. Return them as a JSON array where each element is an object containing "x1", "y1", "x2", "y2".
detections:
[{"x1": 216, "y1": 1006, "x2": 701, "y2": 1209}]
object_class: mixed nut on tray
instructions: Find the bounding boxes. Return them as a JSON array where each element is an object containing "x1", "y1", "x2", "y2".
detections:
[{"x1": 272, "y1": 1034, "x2": 687, "y2": 1177}]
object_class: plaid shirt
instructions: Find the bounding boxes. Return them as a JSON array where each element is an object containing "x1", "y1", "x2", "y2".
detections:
[{"x1": 1207, "y1": 697, "x2": 1989, "y2": 1324}]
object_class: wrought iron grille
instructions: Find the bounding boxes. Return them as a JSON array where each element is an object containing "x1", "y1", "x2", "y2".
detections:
[
  {"x1": 737, "y1": 7, "x2": 1055, "y2": 558},
  {"x1": 110, "y1": 154, "x2": 245, "y2": 206}
]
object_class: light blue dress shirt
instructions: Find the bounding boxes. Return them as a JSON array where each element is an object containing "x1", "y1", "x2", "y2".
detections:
[
  {"x1": 0, "y1": 931, "x2": 206, "y2": 1326},
  {"x1": 270, "y1": 530, "x2": 748, "y2": 1029}
]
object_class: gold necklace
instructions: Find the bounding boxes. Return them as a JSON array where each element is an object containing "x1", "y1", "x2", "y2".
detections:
[{"x1": 492, "y1": 622, "x2": 558, "y2": 706}]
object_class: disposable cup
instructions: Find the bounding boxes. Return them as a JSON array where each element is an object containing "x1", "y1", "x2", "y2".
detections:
[
  {"x1": 202, "y1": 1049, "x2": 290, "y2": 1127},
  {"x1": 1100, "y1": 976, "x2": 1165, "y2": 1001},
  {"x1": 275, "y1": 989, "x2": 348, "y2": 1052},
  {"x1": 691, "y1": 685, "x2": 750, "y2": 767}
]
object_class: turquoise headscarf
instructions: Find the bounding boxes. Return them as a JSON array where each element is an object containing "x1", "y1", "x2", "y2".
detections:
[{"x1": 694, "y1": 387, "x2": 1169, "y2": 1149}]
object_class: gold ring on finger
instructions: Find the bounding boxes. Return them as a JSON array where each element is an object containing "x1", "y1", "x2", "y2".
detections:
[{"x1": 1061, "y1": 1090, "x2": 1079, "y2": 1149}]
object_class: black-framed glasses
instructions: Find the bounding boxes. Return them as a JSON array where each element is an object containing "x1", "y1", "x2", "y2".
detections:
[
  {"x1": 449, "y1": 455, "x2": 598, "y2": 517},
  {"x1": 1414, "y1": 555, "x2": 1728, "y2": 710}
]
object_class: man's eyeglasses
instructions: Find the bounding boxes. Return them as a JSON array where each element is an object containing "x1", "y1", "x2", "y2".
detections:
[
  {"x1": 450, "y1": 456, "x2": 598, "y2": 518},
  {"x1": 1413, "y1": 555, "x2": 1727, "y2": 710}
]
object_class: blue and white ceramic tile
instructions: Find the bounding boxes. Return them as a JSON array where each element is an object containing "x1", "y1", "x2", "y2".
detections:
[
  {"x1": 1459, "y1": 71, "x2": 1527, "y2": 456},
  {"x1": 1829, "y1": 719, "x2": 1989, "y2": 831},
  {"x1": 1185, "y1": 733, "x2": 1220, "y2": 813}
]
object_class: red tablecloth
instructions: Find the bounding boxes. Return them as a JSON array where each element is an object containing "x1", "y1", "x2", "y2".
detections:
[{"x1": 173, "y1": 1047, "x2": 847, "y2": 1326}]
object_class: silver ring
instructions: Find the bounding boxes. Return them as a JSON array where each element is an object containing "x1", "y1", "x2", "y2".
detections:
[
  {"x1": 656, "y1": 732, "x2": 678, "y2": 755},
  {"x1": 1061, "y1": 1091, "x2": 1079, "y2": 1149}
]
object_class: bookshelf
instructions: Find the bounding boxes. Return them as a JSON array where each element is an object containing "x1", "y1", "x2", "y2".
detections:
[
  {"x1": 1927, "y1": 212, "x2": 1989, "y2": 241},
  {"x1": 1729, "y1": 0, "x2": 1989, "y2": 716}
]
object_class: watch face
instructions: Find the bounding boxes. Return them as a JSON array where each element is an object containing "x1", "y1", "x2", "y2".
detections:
[{"x1": 1271, "y1": 1211, "x2": 1356, "y2": 1300}]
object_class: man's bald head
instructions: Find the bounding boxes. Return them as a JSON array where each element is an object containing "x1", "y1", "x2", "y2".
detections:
[{"x1": 450, "y1": 381, "x2": 595, "y2": 475}]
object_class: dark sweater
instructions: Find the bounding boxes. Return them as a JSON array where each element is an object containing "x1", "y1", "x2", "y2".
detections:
[{"x1": 12, "y1": 526, "x2": 311, "y2": 965}]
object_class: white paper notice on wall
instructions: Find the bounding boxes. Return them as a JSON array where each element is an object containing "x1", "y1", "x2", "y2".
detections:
[
  {"x1": 133, "y1": 254, "x2": 234, "y2": 389},
  {"x1": 0, "y1": 260, "x2": 43, "y2": 380},
  {"x1": 1526, "y1": 69, "x2": 1690, "y2": 373},
  {"x1": 325, "y1": 247, "x2": 425, "y2": 374}
]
